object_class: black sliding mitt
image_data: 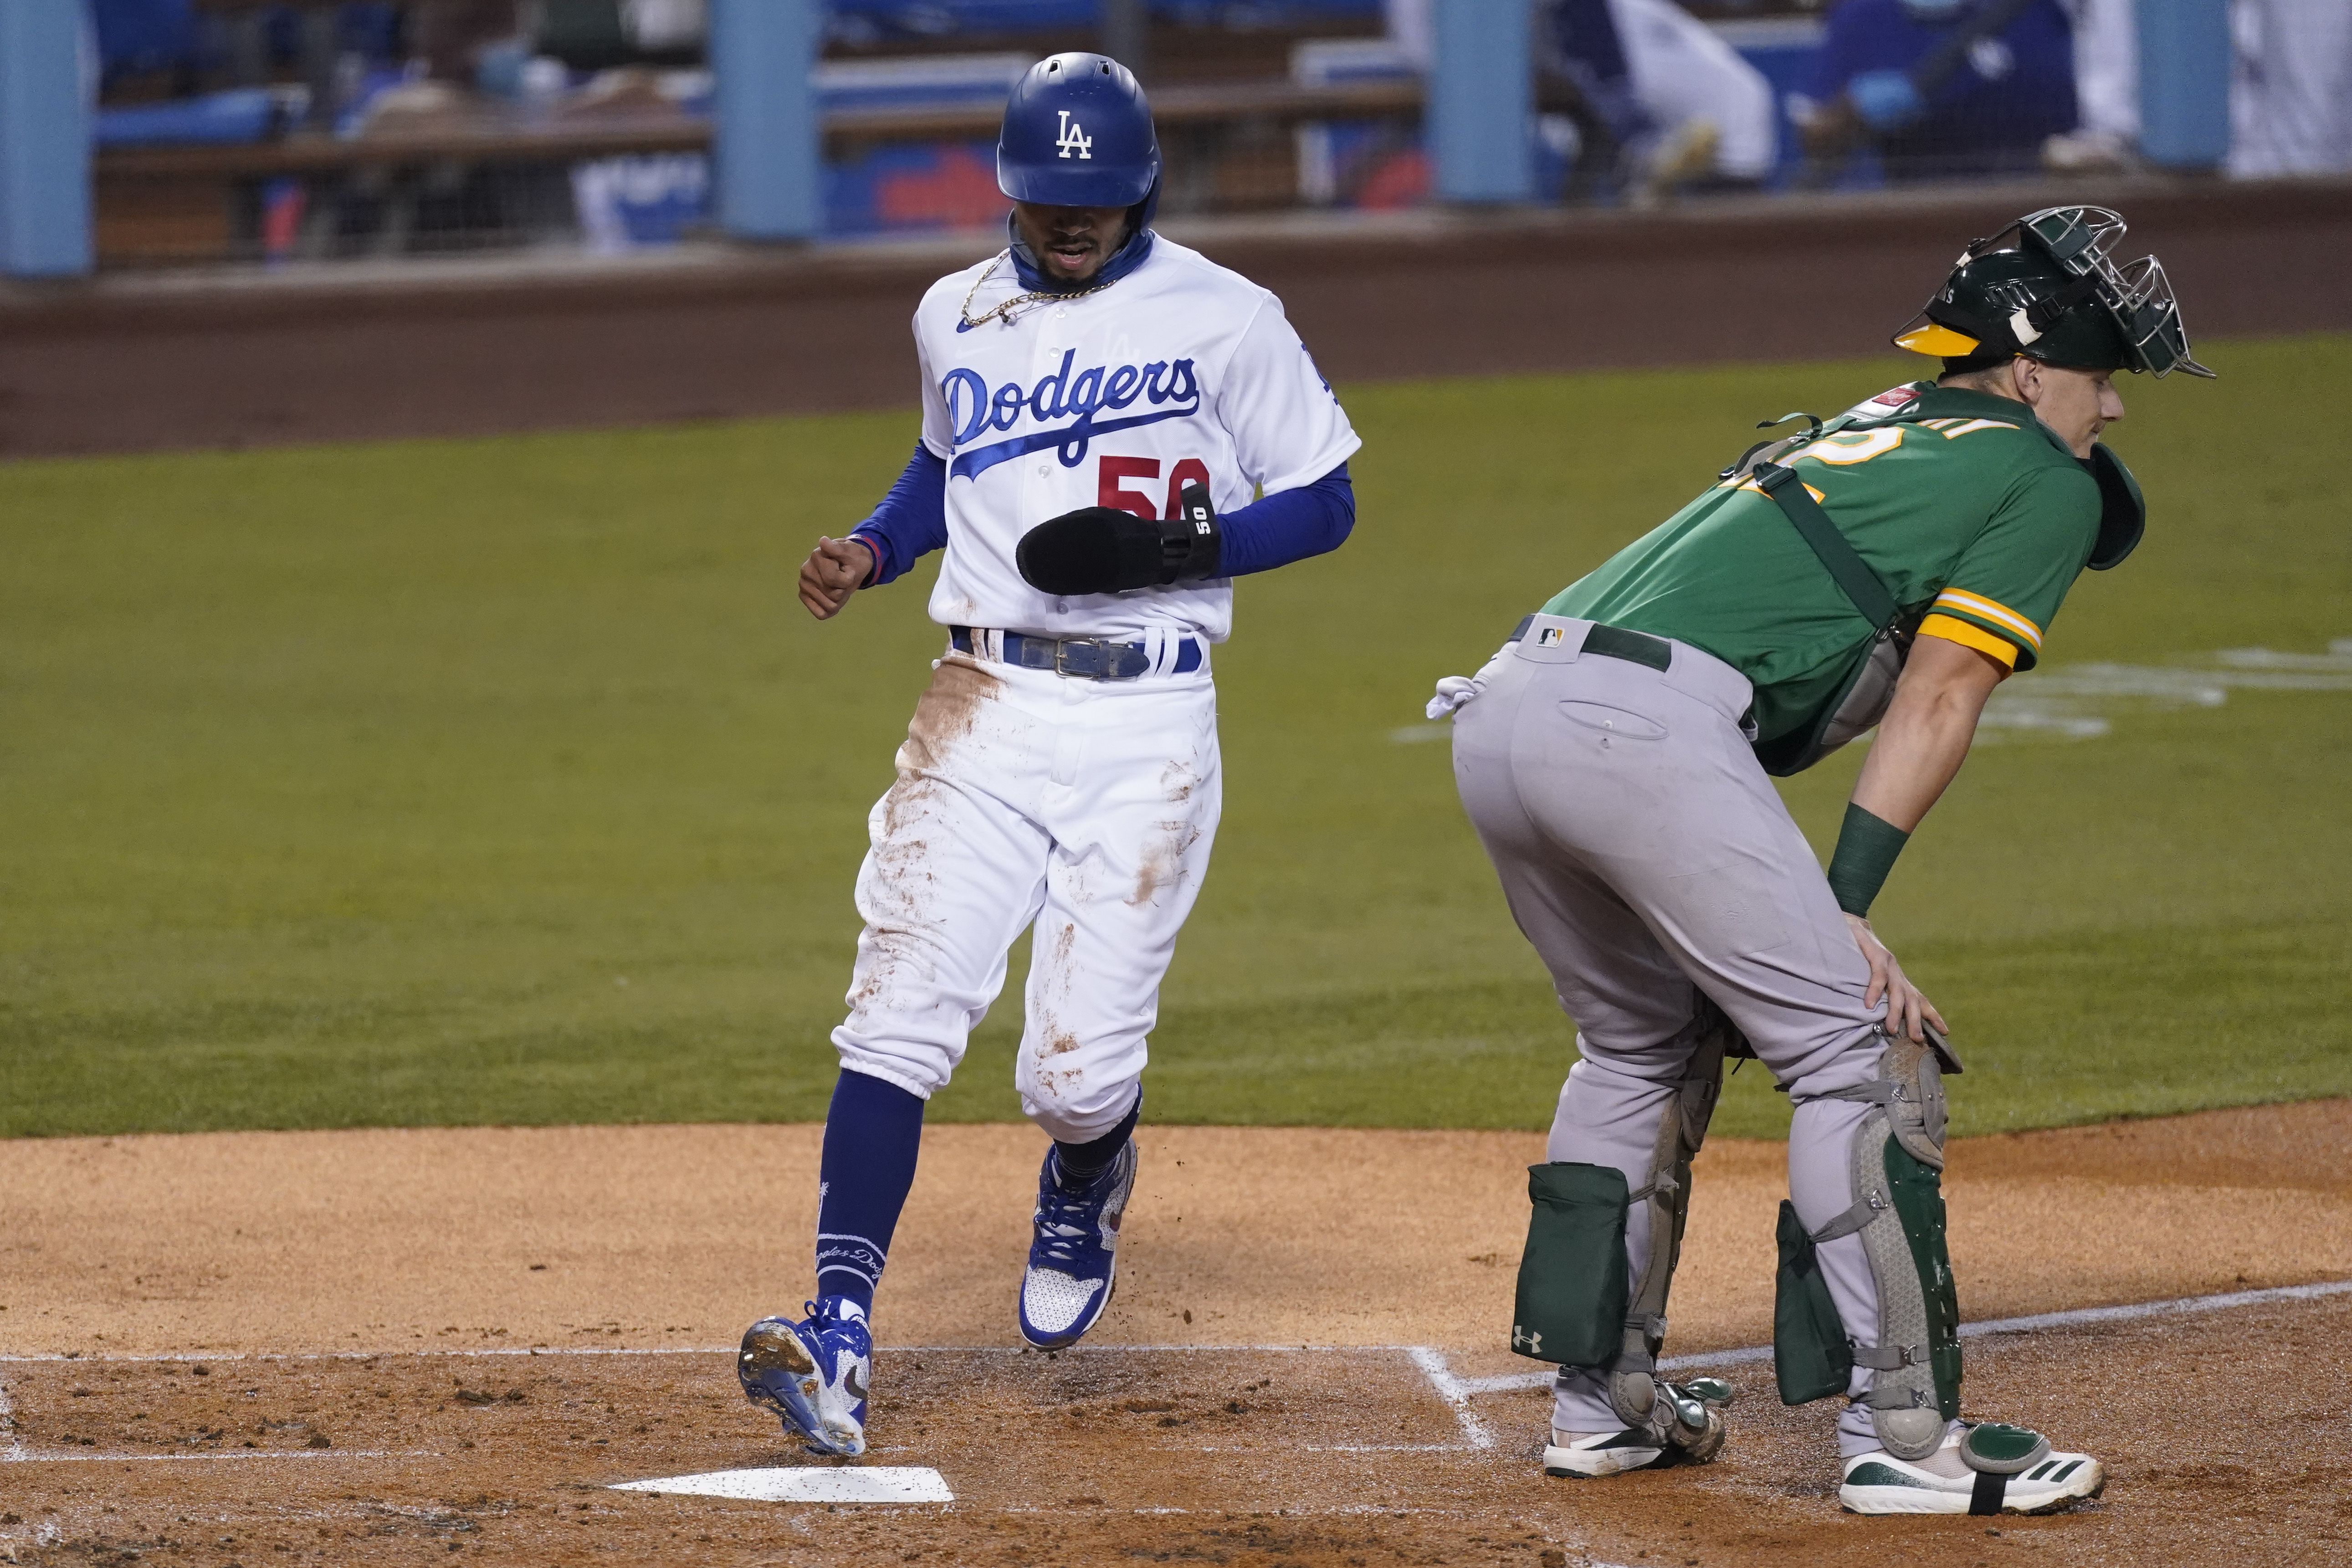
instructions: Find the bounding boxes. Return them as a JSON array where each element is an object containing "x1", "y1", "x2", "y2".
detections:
[{"x1": 1016, "y1": 483, "x2": 1222, "y2": 595}]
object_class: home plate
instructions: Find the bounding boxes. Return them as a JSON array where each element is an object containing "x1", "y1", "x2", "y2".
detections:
[{"x1": 610, "y1": 1466, "x2": 954, "y2": 1503}]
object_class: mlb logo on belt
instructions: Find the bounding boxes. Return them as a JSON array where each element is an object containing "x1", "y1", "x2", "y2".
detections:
[{"x1": 1537, "y1": 627, "x2": 1566, "y2": 647}]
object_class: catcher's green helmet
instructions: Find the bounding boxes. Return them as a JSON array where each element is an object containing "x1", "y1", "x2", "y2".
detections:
[{"x1": 1895, "y1": 206, "x2": 2214, "y2": 380}]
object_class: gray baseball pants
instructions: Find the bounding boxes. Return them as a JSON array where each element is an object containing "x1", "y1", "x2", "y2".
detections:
[{"x1": 1451, "y1": 615, "x2": 1935, "y2": 1459}]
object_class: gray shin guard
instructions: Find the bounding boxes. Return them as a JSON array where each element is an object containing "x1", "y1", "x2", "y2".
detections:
[
  {"x1": 1604, "y1": 1008, "x2": 1738, "y2": 1450},
  {"x1": 1809, "y1": 1027, "x2": 1965, "y2": 1460}
]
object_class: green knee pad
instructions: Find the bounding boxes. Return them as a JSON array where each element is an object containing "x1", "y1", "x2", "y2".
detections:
[
  {"x1": 1780, "y1": 1123, "x2": 1963, "y2": 1456},
  {"x1": 1771, "y1": 1143, "x2": 1960, "y2": 1430},
  {"x1": 1878, "y1": 1134, "x2": 1963, "y2": 1418},
  {"x1": 1810, "y1": 1029, "x2": 1967, "y2": 1458},
  {"x1": 1511, "y1": 1162, "x2": 1629, "y2": 1367},
  {"x1": 1777, "y1": 1029, "x2": 1966, "y2": 1453},
  {"x1": 1773, "y1": 1199, "x2": 1853, "y2": 1405}
]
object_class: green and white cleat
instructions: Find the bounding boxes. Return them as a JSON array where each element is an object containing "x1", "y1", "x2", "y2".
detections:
[
  {"x1": 1840, "y1": 1422, "x2": 2105, "y2": 1516},
  {"x1": 1542, "y1": 1375, "x2": 1733, "y2": 1478},
  {"x1": 1544, "y1": 1427, "x2": 1670, "y2": 1478}
]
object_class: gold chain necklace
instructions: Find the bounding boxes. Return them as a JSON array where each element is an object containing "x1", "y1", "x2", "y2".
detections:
[{"x1": 958, "y1": 250, "x2": 1112, "y2": 331}]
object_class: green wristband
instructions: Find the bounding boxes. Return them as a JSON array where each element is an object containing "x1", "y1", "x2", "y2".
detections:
[{"x1": 1827, "y1": 803, "x2": 1910, "y2": 917}]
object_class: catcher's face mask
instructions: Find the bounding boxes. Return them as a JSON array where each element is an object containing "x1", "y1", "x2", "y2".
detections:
[{"x1": 1896, "y1": 205, "x2": 2216, "y2": 380}]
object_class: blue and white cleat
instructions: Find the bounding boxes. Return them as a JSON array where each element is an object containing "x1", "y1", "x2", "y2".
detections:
[
  {"x1": 737, "y1": 1296, "x2": 871, "y2": 1456},
  {"x1": 1017, "y1": 1140, "x2": 1138, "y2": 1349}
]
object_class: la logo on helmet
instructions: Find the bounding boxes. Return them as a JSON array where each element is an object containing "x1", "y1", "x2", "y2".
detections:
[{"x1": 1056, "y1": 110, "x2": 1093, "y2": 160}]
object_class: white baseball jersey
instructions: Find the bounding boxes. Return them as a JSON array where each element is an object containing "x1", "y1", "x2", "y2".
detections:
[{"x1": 912, "y1": 237, "x2": 1361, "y2": 644}]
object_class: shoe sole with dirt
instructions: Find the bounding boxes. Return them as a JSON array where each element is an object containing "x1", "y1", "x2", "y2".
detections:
[{"x1": 737, "y1": 1317, "x2": 845, "y2": 1454}]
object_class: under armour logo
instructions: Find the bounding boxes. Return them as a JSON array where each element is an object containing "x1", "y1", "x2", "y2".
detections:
[
  {"x1": 1056, "y1": 111, "x2": 1093, "y2": 160},
  {"x1": 1512, "y1": 1326, "x2": 1542, "y2": 1355}
]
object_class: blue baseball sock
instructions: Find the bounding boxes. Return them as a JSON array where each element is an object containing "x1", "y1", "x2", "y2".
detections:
[
  {"x1": 1053, "y1": 1091, "x2": 1141, "y2": 1189},
  {"x1": 813, "y1": 1069, "x2": 926, "y2": 1312}
]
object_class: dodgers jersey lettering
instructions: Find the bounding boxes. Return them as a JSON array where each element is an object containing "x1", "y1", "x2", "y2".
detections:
[{"x1": 913, "y1": 237, "x2": 1360, "y2": 642}]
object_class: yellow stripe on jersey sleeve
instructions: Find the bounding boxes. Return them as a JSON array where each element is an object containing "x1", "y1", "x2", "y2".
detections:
[
  {"x1": 1918, "y1": 614, "x2": 2019, "y2": 668},
  {"x1": 1931, "y1": 587, "x2": 2043, "y2": 652}
]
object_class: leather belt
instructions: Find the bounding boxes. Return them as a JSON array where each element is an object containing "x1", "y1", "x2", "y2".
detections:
[
  {"x1": 950, "y1": 626, "x2": 1204, "y2": 681},
  {"x1": 1509, "y1": 615, "x2": 1673, "y2": 672}
]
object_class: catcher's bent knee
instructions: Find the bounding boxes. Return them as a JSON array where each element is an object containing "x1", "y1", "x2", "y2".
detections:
[
  {"x1": 1514, "y1": 1001, "x2": 1743, "y2": 1450},
  {"x1": 1775, "y1": 1028, "x2": 1965, "y2": 1460}
]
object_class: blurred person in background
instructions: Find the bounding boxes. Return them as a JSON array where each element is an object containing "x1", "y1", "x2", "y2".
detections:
[
  {"x1": 2229, "y1": 0, "x2": 2352, "y2": 176},
  {"x1": 1795, "y1": 0, "x2": 2076, "y2": 181},
  {"x1": 411, "y1": 0, "x2": 523, "y2": 81},
  {"x1": 2043, "y1": 0, "x2": 2350, "y2": 177},
  {"x1": 2042, "y1": 0, "x2": 2138, "y2": 170},
  {"x1": 1540, "y1": 0, "x2": 1779, "y2": 203},
  {"x1": 1386, "y1": 0, "x2": 1777, "y2": 203}
]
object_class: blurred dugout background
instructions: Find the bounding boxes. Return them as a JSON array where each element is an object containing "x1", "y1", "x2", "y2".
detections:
[{"x1": 68, "y1": 0, "x2": 2352, "y2": 271}]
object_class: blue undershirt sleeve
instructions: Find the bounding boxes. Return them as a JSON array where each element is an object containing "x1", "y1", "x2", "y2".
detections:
[
  {"x1": 847, "y1": 442, "x2": 949, "y2": 587},
  {"x1": 1214, "y1": 463, "x2": 1355, "y2": 579}
]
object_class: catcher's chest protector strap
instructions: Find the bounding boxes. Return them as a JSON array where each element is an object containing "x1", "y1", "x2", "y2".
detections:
[
  {"x1": 1752, "y1": 463, "x2": 1899, "y2": 632},
  {"x1": 1732, "y1": 410, "x2": 1959, "y2": 777}
]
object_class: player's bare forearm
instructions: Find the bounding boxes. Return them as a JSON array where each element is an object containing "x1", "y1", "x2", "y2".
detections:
[
  {"x1": 799, "y1": 536, "x2": 876, "y2": 622},
  {"x1": 1850, "y1": 633, "x2": 2007, "y2": 832}
]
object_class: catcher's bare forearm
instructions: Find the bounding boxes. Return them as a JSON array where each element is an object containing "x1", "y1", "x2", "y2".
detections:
[{"x1": 1850, "y1": 633, "x2": 2004, "y2": 832}]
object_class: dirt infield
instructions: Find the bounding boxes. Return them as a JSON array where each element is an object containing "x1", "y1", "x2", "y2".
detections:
[
  {"x1": 4, "y1": 1101, "x2": 2348, "y2": 1358},
  {"x1": 6, "y1": 1301, "x2": 2349, "y2": 1567},
  {"x1": 3, "y1": 177, "x2": 2348, "y2": 457},
  {"x1": 2, "y1": 1102, "x2": 2348, "y2": 1565}
]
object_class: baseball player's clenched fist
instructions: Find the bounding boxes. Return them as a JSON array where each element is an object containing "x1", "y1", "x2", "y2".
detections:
[{"x1": 799, "y1": 536, "x2": 876, "y2": 620}]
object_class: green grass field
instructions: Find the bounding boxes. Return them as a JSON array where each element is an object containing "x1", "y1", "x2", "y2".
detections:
[{"x1": 3, "y1": 335, "x2": 2347, "y2": 1141}]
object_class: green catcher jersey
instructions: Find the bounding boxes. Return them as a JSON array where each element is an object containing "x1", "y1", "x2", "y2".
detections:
[{"x1": 1543, "y1": 382, "x2": 2106, "y2": 748}]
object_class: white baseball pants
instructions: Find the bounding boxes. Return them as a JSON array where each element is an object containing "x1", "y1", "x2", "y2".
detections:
[{"x1": 831, "y1": 649, "x2": 1222, "y2": 1143}]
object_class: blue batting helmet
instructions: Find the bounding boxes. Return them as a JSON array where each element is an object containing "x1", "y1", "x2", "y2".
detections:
[{"x1": 997, "y1": 53, "x2": 1161, "y2": 212}]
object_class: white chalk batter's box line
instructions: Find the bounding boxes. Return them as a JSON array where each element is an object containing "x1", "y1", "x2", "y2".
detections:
[{"x1": 5, "y1": 1276, "x2": 2348, "y2": 1470}]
